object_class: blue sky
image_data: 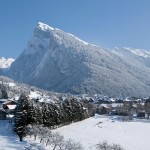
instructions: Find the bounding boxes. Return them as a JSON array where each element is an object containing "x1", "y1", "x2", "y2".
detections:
[{"x1": 0, "y1": 0, "x2": 150, "y2": 58}]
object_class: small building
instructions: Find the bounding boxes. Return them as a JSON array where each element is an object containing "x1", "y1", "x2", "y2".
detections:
[
  {"x1": 0, "y1": 110, "x2": 7, "y2": 119},
  {"x1": 4, "y1": 105, "x2": 16, "y2": 110},
  {"x1": 2, "y1": 100, "x2": 17, "y2": 115},
  {"x1": 137, "y1": 111, "x2": 146, "y2": 118},
  {"x1": 96, "y1": 104, "x2": 109, "y2": 115},
  {"x1": 3, "y1": 100, "x2": 17, "y2": 106},
  {"x1": 3, "y1": 100, "x2": 17, "y2": 110}
]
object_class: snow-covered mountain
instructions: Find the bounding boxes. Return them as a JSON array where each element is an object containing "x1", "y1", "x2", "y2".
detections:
[
  {"x1": 112, "y1": 47, "x2": 150, "y2": 68},
  {"x1": 0, "y1": 57, "x2": 14, "y2": 69},
  {"x1": 6, "y1": 22, "x2": 150, "y2": 97}
]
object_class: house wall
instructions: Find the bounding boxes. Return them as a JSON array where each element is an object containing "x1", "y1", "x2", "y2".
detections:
[{"x1": 0, "y1": 112, "x2": 6, "y2": 119}]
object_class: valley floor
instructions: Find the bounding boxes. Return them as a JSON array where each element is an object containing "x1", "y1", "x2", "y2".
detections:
[
  {"x1": 54, "y1": 115, "x2": 150, "y2": 150},
  {"x1": 0, "y1": 116, "x2": 150, "y2": 150}
]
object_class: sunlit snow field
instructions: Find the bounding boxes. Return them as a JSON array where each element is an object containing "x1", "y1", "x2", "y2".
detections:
[
  {"x1": 0, "y1": 116, "x2": 150, "y2": 150},
  {"x1": 54, "y1": 115, "x2": 150, "y2": 150}
]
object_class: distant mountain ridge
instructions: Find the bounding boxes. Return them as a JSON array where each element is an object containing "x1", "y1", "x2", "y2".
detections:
[
  {"x1": 112, "y1": 47, "x2": 150, "y2": 68},
  {"x1": 1, "y1": 22, "x2": 150, "y2": 97},
  {"x1": 0, "y1": 57, "x2": 14, "y2": 69}
]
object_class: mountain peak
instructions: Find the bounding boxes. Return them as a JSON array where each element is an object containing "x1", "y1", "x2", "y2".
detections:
[
  {"x1": 6, "y1": 23, "x2": 150, "y2": 97},
  {"x1": 0, "y1": 57, "x2": 15, "y2": 69},
  {"x1": 37, "y1": 22, "x2": 54, "y2": 31}
]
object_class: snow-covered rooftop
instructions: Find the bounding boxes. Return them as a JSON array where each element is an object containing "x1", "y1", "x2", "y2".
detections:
[{"x1": 29, "y1": 91, "x2": 41, "y2": 99}]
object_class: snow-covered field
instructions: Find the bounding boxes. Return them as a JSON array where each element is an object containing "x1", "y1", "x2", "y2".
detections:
[
  {"x1": 0, "y1": 120, "x2": 45, "y2": 150},
  {"x1": 54, "y1": 115, "x2": 150, "y2": 150},
  {"x1": 0, "y1": 120, "x2": 26, "y2": 150},
  {"x1": 0, "y1": 116, "x2": 150, "y2": 150}
]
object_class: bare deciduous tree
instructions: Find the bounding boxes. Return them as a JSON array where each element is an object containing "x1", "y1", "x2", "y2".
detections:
[
  {"x1": 26, "y1": 125, "x2": 84, "y2": 150},
  {"x1": 63, "y1": 139, "x2": 83, "y2": 150},
  {"x1": 96, "y1": 141, "x2": 125, "y2": 150},
  {"x1": 48, "y1": 132, "x2": 64, "y2": 150}
]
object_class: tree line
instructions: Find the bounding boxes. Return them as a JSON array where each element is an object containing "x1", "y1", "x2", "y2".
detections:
[
  {"x1": 25, "y1": 124, "x2": 124, "y2": 150},
  {"x1": 14, "y1": 94, "x2": 86, "y2": 141}
]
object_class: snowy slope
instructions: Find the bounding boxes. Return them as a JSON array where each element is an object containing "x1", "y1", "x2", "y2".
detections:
[
  {"x1": 0, "y1": 120, "x2": 27, "y2": 150},
  {"x1": 0, "y1": 120, "x2": 47, "y2": 150},
  {"x1": 112, "y1": 47, "x2": 150, "y2": 68},
  {"x1": 6, "y1": 22, "x2": 150, "y2": 97},
  {"x1": 0, "y1": 76, "x2": 68, "y2": 102},
  {"x1": 0, "y1": 57, "x2": 14, "y2": 69},
  {"x1": 124, "y1": 47, "x2": 150, "y2": 58},
  {"x1": 1, "y1": 116, "x2": 150, "y2": 150},
  {"x1": 54, "y1": 115, "x2": 150, "y2": 150}
]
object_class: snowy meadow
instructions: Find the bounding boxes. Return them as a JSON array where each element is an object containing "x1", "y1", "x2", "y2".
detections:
[{"x1": 1, "y1": 115, "x2": 150, "y2": 150}]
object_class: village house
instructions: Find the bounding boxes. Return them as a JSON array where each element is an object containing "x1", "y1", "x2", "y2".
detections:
[
  {"x1": 3, "y1": 100, "x2": 17, "y2": 109},
  {"x1": 96, "y1": 104, "x2": 110, "y2": 114},
  {"x1": 2, "y1": 100, "x2": 17, "y2": 115}
]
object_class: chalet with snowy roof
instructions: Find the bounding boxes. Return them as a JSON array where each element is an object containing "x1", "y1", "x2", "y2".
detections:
[
  {"x1": 3, "y1": 100, "x2": 17, "y2": 106},
  {"x1": 2, "y1": 100, "x2": 17, "y2": 113},
  {"x1": 3, "y1": 105, "x2": 16, "y2": 110},
  {"x1": 96, "y1": 104, "x2": 110, "y2": 114}
]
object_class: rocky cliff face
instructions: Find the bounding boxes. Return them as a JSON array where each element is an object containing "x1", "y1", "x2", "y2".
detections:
[{"x1": 6, "y1": 22, "x2": 150, "y2": 97}]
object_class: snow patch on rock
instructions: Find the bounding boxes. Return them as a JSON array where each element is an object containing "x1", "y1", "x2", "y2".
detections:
[{"x1": 0, "y1": 57, "x2": 14, "y2": 69}]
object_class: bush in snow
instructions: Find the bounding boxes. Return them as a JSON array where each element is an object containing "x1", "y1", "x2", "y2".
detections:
[
  {"x1": 47, "y1": 132, "x2": 64, "y2": 149},
  {"x1": 96, "y1": 141, "x2": 125, "y2": 150},
  {"x1": 63, "y1": 139, "x2": 83, "y2": 150}
]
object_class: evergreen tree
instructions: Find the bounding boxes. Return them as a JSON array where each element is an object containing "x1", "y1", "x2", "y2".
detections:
[
  {"x1": 1, "y1": 89, "x2": 8, "y2": 99},
  {"x1": 14, "y1": 94, "x2": 29, "y2": 141},
  {"x1": 0, "y1": 83, "x2": 8, "y2": 99},
  {"x1": 42, "y1": 103, "x2": 60, "y2": 127},
  {"x1": 27, "y1": 100, "x2": 36, "y2": 124},
  {"x1": 70, "y1": 98, "x2": 84, "y2": 121},
  {"x1": 14, "y1": 94, "x2": 85, "y2": 133},
  {"x1": 63, "y1": 98, "x2": 73, "y2": 123},
  {"x1": 145, "y1": 98, "x2": 150, "y2": 119},
  {"x1": 63, "y1": 98, "x2": 84, "y2": 123},
  {"x1": 34, "y1": 104, "x2": 43, "y2": 124},
  {"x1": 42, "y1": 103, "x2": 48, "y2": 126}
]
